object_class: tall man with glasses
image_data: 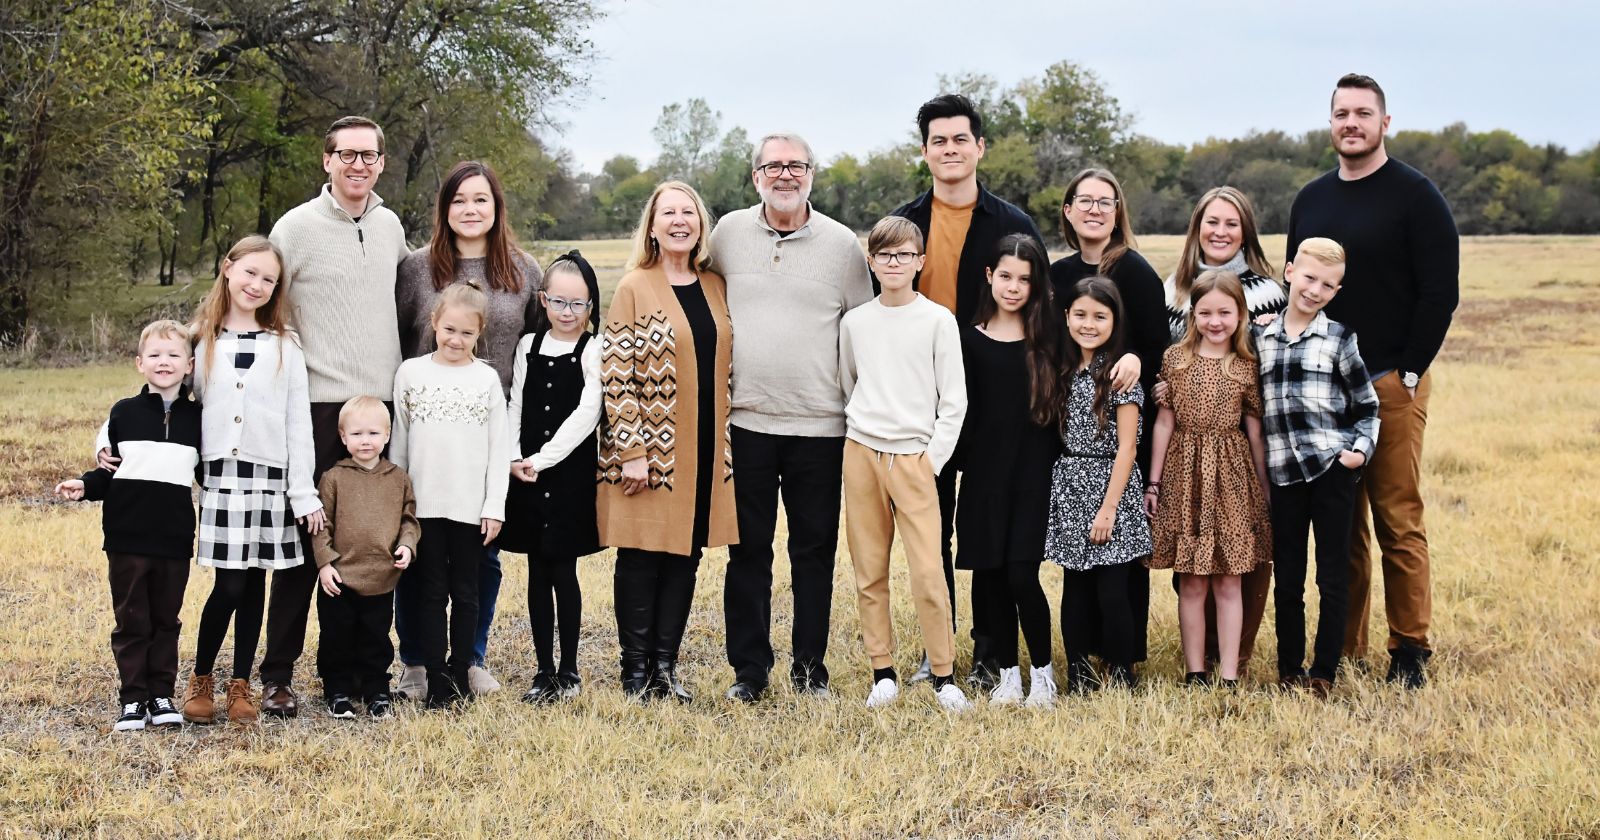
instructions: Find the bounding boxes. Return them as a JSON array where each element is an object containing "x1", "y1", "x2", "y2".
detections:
[
  {"x1": 1287, "y1": 74, "x2": 1458, "y2": 689},
  {"x1": 709, "y1": 133, "x2": 874, "y2": 701},
  {"x1": 260, "y1": 115, "x2": 411, "y2": 715},
  {"x1": 891, "y1": 94, "x2": 1044, "y2": 689}
]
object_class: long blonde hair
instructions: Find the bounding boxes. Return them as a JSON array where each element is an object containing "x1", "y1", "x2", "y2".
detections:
[
  {"x1": 1172, "y1": 186, "x2": 1275, "y2": 302},
  {"x1": 430, "y1": 281, "x2": 490, "y2": 359},
  {"x1": 191, "y1": 235, "x2": 290, "y2": 373},
  {"x1": 627, "y1": 181, "x2": 713, "y2": 272},
  {"x1": 1167, "y1": 270, "x2": 1256, "y2": 383}
]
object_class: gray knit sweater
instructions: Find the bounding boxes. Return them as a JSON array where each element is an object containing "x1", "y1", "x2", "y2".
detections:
[
  {"x1": 395, "y1": 251, "x2": 543, "y2": 395},
  {"x1": 708, "y1": 203, "x2": 874, "y2": 437},
  {"x1": 269, "y1": 185, "x2": 410, "y2": 402}
]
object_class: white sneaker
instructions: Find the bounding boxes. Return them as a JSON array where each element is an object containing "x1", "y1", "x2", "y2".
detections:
[
  {"x1": 865, "y1": 678, "x2": 900, "y2": 708},
  {"x1": 989, "y1": 667, "x2": 1024, "y2": 705},
  {"x1": 396, "y1": 665, "x2": 426, "y2": 701},
  {"x1": 467, "y1": 665, "x2": 502, "y2": 696},
  {"x1": 1025, "y1": 665, "x2": 1058, "y2": 708},
  {"x1": 113, "y1": 701, "x2": 147, "y2": 731},
  {"x1": 935, "y1": 683, "x2": 972, "y2": 713}
]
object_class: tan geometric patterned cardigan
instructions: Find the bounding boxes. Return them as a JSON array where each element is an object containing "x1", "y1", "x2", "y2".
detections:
[{"x1": 596, "y1": 265, "x2": 739, "y2": 555}]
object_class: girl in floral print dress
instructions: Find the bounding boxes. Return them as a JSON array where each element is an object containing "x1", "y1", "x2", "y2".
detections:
[{"x1": 391, "y1": 282, "x2": 512, "y2": 707}]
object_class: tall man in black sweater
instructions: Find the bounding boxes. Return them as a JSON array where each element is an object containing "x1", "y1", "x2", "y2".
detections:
[
  {"x1": 891, "y1": 94, "x2": 1045, "y2": 689},
  {"x1": 1286, "y1": 74, "x2": 1459, "y2": 688}
]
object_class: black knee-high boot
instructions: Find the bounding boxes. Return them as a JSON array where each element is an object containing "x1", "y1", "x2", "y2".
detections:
[
  {"x1": 649, "y1": 550, "x2": 701, "y2": 703},
  {"x1": 613, "y1": 549, "x2": 658, "y2": 698}
]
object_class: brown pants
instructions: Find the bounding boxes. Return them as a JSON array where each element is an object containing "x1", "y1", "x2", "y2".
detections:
[
  {"x1": 108, "y1": 552, "x2": 191, "y2": 703},
  {"x1": 1346, "y1": 371, "x2": 1433, "y2": 656},
  {"x1": 843, "y1": 440, "x2": 955, "y2": 676}
]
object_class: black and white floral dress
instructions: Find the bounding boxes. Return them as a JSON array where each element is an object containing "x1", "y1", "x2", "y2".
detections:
[
  {"x1": 196, "y1": 330, "x2": 305, "y2": 570},
  {"x1": 1043, "y1": 353, "x2": 1153, "y2": 571}
]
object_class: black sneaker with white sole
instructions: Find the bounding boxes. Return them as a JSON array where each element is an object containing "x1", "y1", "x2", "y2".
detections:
[
  {"x1": 147, "y1": 697, "x2": 183, "y2": 727},
  {"x1": 114, "y1": 701, "x2": 147, "y2": 732},
  {"x1": 329, "y1": 695, "x2": 358, "y2": 719},
  {"x1": 367, "y1": 694, "x2": 394, "y2": 719}
]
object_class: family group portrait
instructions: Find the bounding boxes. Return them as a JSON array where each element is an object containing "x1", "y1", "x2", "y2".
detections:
[{"x1": 3, "y1": 0, "x2": 1597, "y2": 836}]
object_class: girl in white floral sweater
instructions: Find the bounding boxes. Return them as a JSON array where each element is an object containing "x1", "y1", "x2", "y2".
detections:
[{"x1": 391, "y1": 282, "x2": 512, "y2": 706}]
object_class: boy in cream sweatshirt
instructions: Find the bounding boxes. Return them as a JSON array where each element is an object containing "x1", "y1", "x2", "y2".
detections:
[{"x1": 838, "y1": 216, "x2": 969, "y2": 712}]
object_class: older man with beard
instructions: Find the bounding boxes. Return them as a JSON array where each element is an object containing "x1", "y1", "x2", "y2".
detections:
[{"x1": 709, "y1": 133, "x2": 874, "y2": 702}]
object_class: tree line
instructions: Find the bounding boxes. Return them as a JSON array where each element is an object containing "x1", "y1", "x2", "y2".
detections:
[{"x1": 4, "y1": 1, "x2": 1597, "y2": 340}]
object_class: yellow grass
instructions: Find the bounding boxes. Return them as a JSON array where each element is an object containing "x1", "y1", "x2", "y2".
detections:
[{"x1": 2, "y1": 236, "x2": 1600, "y2": 837}]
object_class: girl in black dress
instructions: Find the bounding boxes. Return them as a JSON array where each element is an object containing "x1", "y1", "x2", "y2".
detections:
[
  {"x1": 953, "y1": 234, "x2": 1066, "y2": 707},
  {"x1": 500, "y1": 252, "x2": 604, "y2": 703}
]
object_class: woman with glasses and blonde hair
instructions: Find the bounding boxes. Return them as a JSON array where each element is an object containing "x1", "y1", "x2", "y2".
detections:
[
  {"x1": 1163, "y1": 186, "x2": 1285, "y2": 343},
  {"x1": 599, "y1": 181, "x2": 737, "y2": 703},
  {"x1": 1048, "y1": 167, "x2": 1170, "y2": 670},
  {"x1": 393, "y1": 160, "x2": 543, "y2": 700}
]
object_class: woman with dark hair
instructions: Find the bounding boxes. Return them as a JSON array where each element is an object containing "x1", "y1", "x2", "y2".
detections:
[
  {"x1": 1164, "y1": 186, "x2": 1285, "y2": 343},
  {"x1": 599, "y1": 181, "x2": 737, "y2": 703},
  {"x1": 1048, "y1": 168, "x2": 1169, "y2": 667},
  {"x1": 394, "y1": 160, "x2": 542, "y2": 699},
  {"x1": 953, "y1": 233, "x2": 1064, "y2": 706}
]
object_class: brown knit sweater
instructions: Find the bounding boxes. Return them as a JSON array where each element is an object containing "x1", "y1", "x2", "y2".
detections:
[{"x1": 310, "y1": 458, "x2": 421, "y2": 595}]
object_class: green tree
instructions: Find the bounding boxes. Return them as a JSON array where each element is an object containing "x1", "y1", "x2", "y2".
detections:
[
  {"x1": 1019, "y1": 61, "x2": 1132, "y2": 187},
  {"x1": 652, "y1": 98, "x2": 723, "y2": 182},
  {"x1": 0, "y1": 0, "x2": 212, "y2": 336}
]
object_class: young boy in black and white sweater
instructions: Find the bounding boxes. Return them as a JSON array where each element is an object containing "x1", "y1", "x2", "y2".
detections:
[{"x1": 56, "y1": 320, "x2": 202, "y2": 731}]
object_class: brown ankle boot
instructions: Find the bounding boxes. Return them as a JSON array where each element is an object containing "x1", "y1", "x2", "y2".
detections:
[
  {"x1": 225, "y1": 679, "x2": 258, "y2": 724},
  {"x1": 182, "y1": 673, "x2": 216, "y2": 724}
]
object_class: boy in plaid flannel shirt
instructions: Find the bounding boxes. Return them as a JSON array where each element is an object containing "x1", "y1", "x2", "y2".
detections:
[{"x1": 1256, "y1": 237, "x2": 1380, "y2": 697}]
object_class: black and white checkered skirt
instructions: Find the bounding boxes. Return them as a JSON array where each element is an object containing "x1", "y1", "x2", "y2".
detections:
[{"x1": 197, "y1": 459, "x2": 305, "y2": 570}]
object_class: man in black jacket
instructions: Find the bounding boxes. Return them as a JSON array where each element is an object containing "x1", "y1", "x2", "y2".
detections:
[
  {"x1": 1286, "y1": 73, "x2": 1459, "y2": 688},
  {"x1": 891, "y1": 94, "x2": 1044, "y2": 689}
]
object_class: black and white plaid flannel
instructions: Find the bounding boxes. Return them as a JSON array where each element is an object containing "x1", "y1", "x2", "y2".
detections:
[{"x1": 1255, "y1": 311, "x2": 1381, "y2": 485}]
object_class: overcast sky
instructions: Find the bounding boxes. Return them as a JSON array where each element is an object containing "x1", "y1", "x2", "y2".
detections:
[{"x1": 545, "y1": 0, "x2": 1598, "y2": 174}]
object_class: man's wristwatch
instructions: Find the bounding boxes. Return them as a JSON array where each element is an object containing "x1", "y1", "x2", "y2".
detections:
[{"x1": 1401, "y1": 371, "x2": 1420, "y2": 389}]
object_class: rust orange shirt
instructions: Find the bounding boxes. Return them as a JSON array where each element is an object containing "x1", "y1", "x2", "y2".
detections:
[{"x1": 922, "y1": 196, "x2": 975, "y2": 313}]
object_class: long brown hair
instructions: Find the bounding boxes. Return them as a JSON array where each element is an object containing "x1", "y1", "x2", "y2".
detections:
[
  {"x1": 1060, "y1": 168, "x2": 1138, "y2": 276},
  {"x1": 1060, "y1": 276, "x2": 1126, "y2": 433},
  {"x1": 191, "y1": 235, "x2": 290, "y2": 373},
  {"x1": 1167, "y1": 270, "x2": 1256, "y2": 383},
  {"x1": 428, "y1": 161, "x2": 527, "y2": 293},
  {"x1": 971, "y1": 234, "x2": 1064, "y2": 428},
  {"x1": 1172, "y1": 186, "x2": 1275, "y2": 301}
]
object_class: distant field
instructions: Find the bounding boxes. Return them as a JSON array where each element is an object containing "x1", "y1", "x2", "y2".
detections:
[{"x1": 2, "y1": 236, "x2": 1598, "y2": 837}]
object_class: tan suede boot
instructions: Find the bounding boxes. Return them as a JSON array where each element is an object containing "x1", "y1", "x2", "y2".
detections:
[
  {"x1": 225, "y1": 678, "x2": 258, "y2": 724},
  {"x1": 182, "y1": 673, "x2": 216, "y2": 724}
]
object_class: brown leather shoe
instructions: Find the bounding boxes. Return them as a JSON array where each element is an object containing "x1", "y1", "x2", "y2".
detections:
[
  {"x1": 261, "y1": 683, "x2": 298, "y2": 718},
  {"x1": 1306, "y1": 677, "x2": 1334, "y2": 699},
  {"x1": 182, "y1": 673, "x2": 216, "y2": 724},
  {"x1": 225, "y1": 679, "x2": 258, "y2": 723}
]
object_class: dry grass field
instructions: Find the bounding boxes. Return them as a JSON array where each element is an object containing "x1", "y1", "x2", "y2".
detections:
[{"x1": 2, "y1": 235, "x2": 1599, "y2": 838}]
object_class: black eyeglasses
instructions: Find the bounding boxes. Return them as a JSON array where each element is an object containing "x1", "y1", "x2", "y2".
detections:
[
  {"x1": 755, "y1": 161, "x2": 812, "y2": 178},
  {"x1": 1069, "y1": 195, "x2": 1119, "y2": 213},
  {"x1": 871, "y1": 250, "x2": 921, "y2": 266},
  {"x1": 541, "y1": 293, "x2": 592, "y2": 314},
  {"x1": 332, "y1": 149, "x2": 382, "y2": 165}
]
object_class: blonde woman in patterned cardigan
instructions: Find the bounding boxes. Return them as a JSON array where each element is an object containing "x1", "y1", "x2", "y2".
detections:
[{"x1": 599, "y1": 181, "x2": 738, "y2": 703}]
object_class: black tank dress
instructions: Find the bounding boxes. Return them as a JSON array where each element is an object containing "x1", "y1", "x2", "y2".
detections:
[{"x1": 498, "y1": 330, "x2": 601, "y2": 558}]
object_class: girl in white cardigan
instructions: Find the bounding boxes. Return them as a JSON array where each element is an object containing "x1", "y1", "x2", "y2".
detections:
[
  {"x1": 391, "y1": 282, "x2": 511, "y2": 707},
  {"x1": 181, "y1": 235, "x2": 323, "y2": 724}
]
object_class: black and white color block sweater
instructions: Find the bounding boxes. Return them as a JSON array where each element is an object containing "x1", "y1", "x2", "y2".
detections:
[{"x1": 79, "y1": 385, "x2": 202, "y2": 559}]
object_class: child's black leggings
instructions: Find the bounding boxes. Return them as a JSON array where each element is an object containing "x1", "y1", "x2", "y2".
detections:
[
  {"x1": 973, "y1": 564, "x2": 1052, "y2": 669},
  {"x1": 1061, "y1": 561, "x2": 1134, "y2": 668},
  {"x1": 193, "y1": 567, "x2": 267, "y2": 680},
  {"x1": 529, "y1": 555, "x2": 581, "y2": 673}
]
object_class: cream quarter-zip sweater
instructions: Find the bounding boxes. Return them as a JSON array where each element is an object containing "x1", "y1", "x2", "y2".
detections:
[{"x1": 270, "y1": 184, "x2": 410, "y2": 402}]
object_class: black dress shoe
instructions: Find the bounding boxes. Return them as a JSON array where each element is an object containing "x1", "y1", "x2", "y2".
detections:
[
  {"x1": 1065, "y1": 659, "x2": 1097, "y2": 695},
  {"x1": 522, "y1": 670, "x2": 560, "y2": 705},
  {"x1": 724, "y1": 681, "x2": 763, "y2": 703},
  {"x1": 966, "y1": 659, "x2": 1001, "y2": 692},
  {"x1": 1105, "y1": 664, "x2": 1138, "y2": 689},
  {"x1": 1184, "y1": 671, "x2": 1213, "y2": 687},
  {"x1": 1385, "y1": 644, "x2": 1430, "y2": 689}
]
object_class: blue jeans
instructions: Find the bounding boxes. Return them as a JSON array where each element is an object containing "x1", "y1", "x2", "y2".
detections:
[{"x1": 397, "y1": 544, "x2": 501, "y2": 667}]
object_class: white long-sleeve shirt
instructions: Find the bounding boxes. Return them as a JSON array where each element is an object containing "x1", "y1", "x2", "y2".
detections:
[
  {"x1": 391, "y1": 354, "x2": 512, "y2": 524},
  {"x1": 508, "y1": 333, "x2": 603, "y2": 471},
  {"x1": 839, "y1": 294, "x2": 967, "y2": 474}
]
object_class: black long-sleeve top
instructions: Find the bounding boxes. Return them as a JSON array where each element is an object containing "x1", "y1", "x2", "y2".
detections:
[
  {"x1": 1286, "y1": 158, "x2": 1460, "y2": 376},
  {"x1": 79, "y1": 385, "x2": 202, "y2": 559}
]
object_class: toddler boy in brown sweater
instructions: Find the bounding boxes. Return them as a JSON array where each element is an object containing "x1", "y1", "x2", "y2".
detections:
[{"x1": 311, "y1": 395, "x2": 420, "y2": 718}]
